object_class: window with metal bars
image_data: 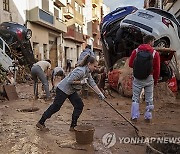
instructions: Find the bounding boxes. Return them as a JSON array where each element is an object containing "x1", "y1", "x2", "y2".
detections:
[{"x1": 3, "y1": 0, "x2": 9, "y2": 11}]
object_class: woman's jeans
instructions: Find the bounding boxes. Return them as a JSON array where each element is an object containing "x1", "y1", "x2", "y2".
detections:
[
  {"x1": 131, "y1": 75, "x2": 154, "y2": 120},
  {"x1": 40, "y1": 88, "x2": 84, "y2": 127}
]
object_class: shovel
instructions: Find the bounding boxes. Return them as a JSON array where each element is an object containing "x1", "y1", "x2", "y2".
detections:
[{"x1": 86, "y1": 83, "x2": 144, "y2": 137}]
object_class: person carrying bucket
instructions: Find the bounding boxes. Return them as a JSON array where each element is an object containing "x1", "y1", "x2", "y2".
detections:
[{"x1": 36, "y1": 55, "x2": 105, "y2": 131}]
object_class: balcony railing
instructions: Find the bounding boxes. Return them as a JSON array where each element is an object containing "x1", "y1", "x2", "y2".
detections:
[
  {"x1": 54, "y1": 0, "x2": 66, "y2": 7},
  {"x1": 82, "y1": 0, "x2": 85, "y2": 6},
  {"x1": 92, "y1": 0, "x2": 98, "y2": 8},
  {"x1": 27, "y1": 7, "x2": 67, "y2": 33},
  {"x1": 74, "y1": 10, "x2": 83, "y2": 25},
  {"x1": 63, "y1": 25, "x2": 84, "y2": 43},
  {"x1": 39, "y1": 9, "x2": 53, "y2": 24},
  {"x1": 63, "y1": 4, "x2": 74, "y2": 19}
]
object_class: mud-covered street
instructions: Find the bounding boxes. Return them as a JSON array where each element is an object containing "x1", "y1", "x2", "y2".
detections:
[{"x1": 0, "y1": 82, "x2": 179, "y2": 154}]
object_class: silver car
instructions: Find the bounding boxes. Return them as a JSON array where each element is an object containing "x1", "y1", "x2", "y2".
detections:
[{"x1": 120, "y1": 7, "x2": 180, "y2": 57}]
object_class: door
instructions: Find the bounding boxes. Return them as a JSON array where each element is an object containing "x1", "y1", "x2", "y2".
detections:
[
  {"x1": 33, "y1": 42, "x2": 40, "y2": 60},
  {"x1": 64, "y1": 46, "x2": 68, "y2": 65},
  {"x1": 43, "y1": 44, "x2": 48, "y2": 59},
  {"x1": 49, "y1": 38, "x2": 57, "y2": 68}
]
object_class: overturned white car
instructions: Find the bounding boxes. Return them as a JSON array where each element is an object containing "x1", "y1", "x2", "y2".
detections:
[{"x1": 120, "y1": 7, "x2": 180, "y2": 58}]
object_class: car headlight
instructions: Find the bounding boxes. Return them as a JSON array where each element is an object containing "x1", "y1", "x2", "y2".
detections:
[{"x1": 26, "y1": 29, "x2": 32, "y2": 39}]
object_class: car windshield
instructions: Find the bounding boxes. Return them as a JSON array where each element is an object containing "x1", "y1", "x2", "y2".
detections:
[
  {"x1": 113, "y1": 57, "x2": 128, "y2": 69},
  {"x1": 147, "y1": 8, "x2": 180, "y2": 39}
]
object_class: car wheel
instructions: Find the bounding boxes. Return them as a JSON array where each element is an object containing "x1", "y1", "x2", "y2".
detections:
[
  {"x1": 118, "y1": 84, "x2": 124, "y2": 96},
  {"x1": 26, "y1": 29, "x2": 32, "y2": 40},
  {"x1": 154, "y1": 39, "x2": 170, "y2": 48}
]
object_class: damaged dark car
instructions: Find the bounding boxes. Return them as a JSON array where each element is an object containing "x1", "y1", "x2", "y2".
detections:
[{"x1": 0, "y1": 22, "x2": 36, "y2": 68}]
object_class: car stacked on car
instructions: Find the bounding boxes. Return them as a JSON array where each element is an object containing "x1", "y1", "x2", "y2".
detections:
[
  {"x1": 101, "y1": 7, "x2": 180, "y2": 96},
  {"x1": 0, "y1": 22, "x2": 35, "y2": 68},
  {"x1": 100, "y1": 6, "x2": 138, "y2": 71}
]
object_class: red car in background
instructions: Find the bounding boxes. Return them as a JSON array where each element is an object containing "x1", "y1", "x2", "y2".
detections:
[{"x1": 108, "y1": 48, "x2": 178, "y2": 97}]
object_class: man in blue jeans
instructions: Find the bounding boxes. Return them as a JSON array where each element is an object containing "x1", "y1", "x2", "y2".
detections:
[
  {"x1": 31, "y1": 60, "x2": 51, "y2": 100},
  {"x1": 129, "y1": 35, "x2": 160, "y2": 122}
]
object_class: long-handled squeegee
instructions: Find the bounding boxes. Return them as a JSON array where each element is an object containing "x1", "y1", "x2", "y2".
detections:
[{"x1": 87, "y1": 83, "x2": 144, "y2": 137}]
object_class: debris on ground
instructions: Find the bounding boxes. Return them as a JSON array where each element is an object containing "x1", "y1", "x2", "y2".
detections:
[{"x1": 0, "y1": 83, "x2": 179, "y2": 153}]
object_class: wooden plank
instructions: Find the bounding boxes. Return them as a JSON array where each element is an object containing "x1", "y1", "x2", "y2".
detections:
[{"x1": 4, "y1": 85, "x2": 18, "y2": 101}]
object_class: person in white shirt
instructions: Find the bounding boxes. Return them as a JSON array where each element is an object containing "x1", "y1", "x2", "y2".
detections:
[{"x1": 31, "y1": 60, "x2": 51, "y2": 100}]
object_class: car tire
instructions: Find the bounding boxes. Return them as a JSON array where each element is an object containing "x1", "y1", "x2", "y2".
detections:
[
  {"x1": 26, "y1": 29, "x2": 32, "y2": 40},
  {"x1": 118, "y1": 84, "x2": 124, "y2": 96},
  {"x1": 154, "y1": 39, "x2": 170, "y2": 48}
]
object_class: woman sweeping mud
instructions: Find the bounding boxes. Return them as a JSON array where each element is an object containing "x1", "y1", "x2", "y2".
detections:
[{"x1": 36, "y1": 55, "x2": 105, "y2": 131}]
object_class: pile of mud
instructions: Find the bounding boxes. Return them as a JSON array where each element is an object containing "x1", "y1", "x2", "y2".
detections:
[
  {"x1": 154, "y1": 82, "x2": 175, "y2": 103},
  {"x1": 119, "y1": 58, "x2": 133, "y2": 97}
]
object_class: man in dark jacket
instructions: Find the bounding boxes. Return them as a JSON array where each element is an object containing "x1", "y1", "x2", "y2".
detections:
[
  {"x1": 129, "y1": 35, "x2": 160, "y2": 122},
  {"x1": 66, "y1": 59, "x2": 72, "y2": 72}
]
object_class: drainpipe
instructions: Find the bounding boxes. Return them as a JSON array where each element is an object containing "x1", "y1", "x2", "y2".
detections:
[
  {"x1": 158, "y1": 0, "x2": 163, "y2": 9},
  {"x1": 9, "y1": 12, "x2": 12, "y2": 21}
]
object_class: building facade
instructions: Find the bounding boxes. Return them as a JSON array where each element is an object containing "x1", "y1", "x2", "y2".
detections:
[
  {"x1": 144, "y1": 0, "x2": 180, "y2": 22},
  {"x1": 27, "y1": 0, "x2": 67, "y2": 68},
  {"x1": 1, "y1": 0, "x2": 108, "y2": 69},
  {"x1": 83, "y1": 0, "x2": 94, "y2": 49},
  {"x1": 62, "y1": 0, "x2": 84, "y2": 68},
  {"x1": 1, "y1": 0, "x2": 67, "y2": 68},
  {"x1": 144, "y1": 0, "x2": 162, "y2": 8},
  {"x1": 144, "y1": 0, "x2": 180, "y2": 18},
  {"x1": 91, "y1": 0, "x2": 103, "y2": 60},
  {"x1": 163, "y1": 0, "x2": 180, "y2": 21},
  {"x1": 102, "y1": 3, "x2": 110, "y2": 18}
]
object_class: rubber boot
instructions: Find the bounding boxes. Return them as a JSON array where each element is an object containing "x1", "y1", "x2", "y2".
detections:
[
  {"x1": 144, "y1": 105, "x2": 154, "y2": 122},
  {"x1": 131, "y1": 101, "x2": 140, "y2": 121}
]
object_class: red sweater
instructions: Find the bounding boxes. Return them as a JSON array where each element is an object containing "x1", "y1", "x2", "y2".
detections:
[{"x1": 129, "y1": 44, "x2": 160, "y2": 84}]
